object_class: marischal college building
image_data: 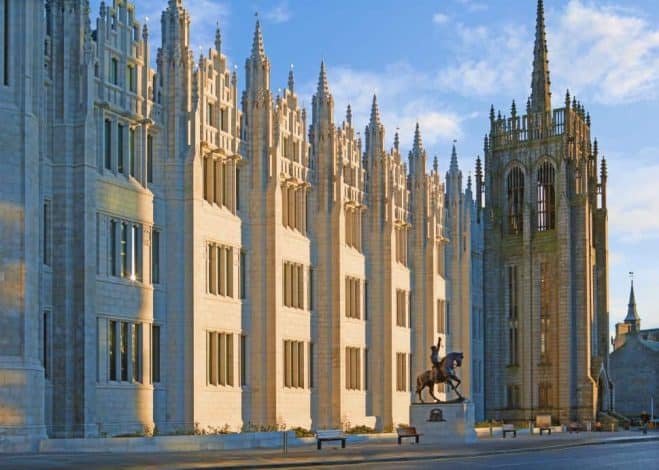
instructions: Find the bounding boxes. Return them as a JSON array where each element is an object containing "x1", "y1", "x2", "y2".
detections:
[{"x1": 0, "y1": 0, "x2": 608, "y2": 439}]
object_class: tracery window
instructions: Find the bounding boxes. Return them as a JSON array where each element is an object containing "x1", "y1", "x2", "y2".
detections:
[
  {"x1": 507, "y1": 167, "x2": 524, "y2": 235},
  {"x1": 537, "y1": 162, "x2": 555, "y2": 231}
]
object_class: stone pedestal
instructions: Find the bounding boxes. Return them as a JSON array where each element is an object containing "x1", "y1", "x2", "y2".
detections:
[{"x1": 409, "y1": 401, "x2": 476, "y2": 443}]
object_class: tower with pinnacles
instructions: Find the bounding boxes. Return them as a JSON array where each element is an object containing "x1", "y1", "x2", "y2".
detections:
[{"x1": 482, "y1": 0, "x2": 610, "y2": 423}]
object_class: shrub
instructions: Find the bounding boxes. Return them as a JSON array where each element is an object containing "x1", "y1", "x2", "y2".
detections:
[
  {"x1": 290, "y1": 426, "x2": 314, "y2": 437},
  {"x1": 345, "y1": 425, "x2": 377, "y2": 434}
]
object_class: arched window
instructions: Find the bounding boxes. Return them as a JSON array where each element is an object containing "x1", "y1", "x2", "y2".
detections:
[
  {"x1": 537, "y1": 161, "x2": 555, "y2": 231},
  {"x1": 506, "y1": 167, "x2": 524, "y2": 235}
]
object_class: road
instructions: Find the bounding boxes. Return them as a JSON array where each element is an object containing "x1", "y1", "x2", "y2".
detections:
[{"x1": 351, "y1": 441, "x2": 658, "y2": 469}]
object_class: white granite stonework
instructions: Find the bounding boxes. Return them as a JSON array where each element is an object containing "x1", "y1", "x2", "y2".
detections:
[{"x1": 1, "y1": 0, "x2": 540, "y2": 441}]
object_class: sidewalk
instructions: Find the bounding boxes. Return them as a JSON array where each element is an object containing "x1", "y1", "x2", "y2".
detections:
[{"x1": 3, "y1": 431, "x2": 655, "y2": 470}]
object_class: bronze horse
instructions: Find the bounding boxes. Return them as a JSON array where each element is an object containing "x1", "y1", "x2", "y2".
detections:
[{"x1": 415, "y1": 352, "x2": 464, "y2": 403}]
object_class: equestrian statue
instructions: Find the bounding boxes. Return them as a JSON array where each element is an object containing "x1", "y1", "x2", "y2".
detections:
[{"x1": 415, "y1": 336, "x2": 465, "y2": 403}]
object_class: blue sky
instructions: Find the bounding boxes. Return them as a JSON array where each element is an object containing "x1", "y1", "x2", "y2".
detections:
[{"x1": 91, "y1": 0, "x2": 659, "y2": 334}]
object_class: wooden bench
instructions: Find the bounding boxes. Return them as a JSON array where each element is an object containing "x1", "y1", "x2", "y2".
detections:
[
  {"x1": 316, "y1": 429, "x2": 347, "y2": 450},
  {"x1": 536, "y1": 415, "x2": 552, "y2": 435},
  {"x1": 502, "y1": 423, "x2": 517, "y2": 438},
  {"x1": 568, "y1": 422, "x2": 581, "y2": 433},
  {"x1": 396, "y1": 426, "x2": 422, "y2": 444}
]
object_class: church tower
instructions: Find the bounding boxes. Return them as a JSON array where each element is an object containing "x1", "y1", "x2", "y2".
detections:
[{"x1": 483, "y1": 0, "x2": 609, "y2": 423}]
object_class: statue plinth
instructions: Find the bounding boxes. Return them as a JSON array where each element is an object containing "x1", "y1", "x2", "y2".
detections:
[{"x1": 409, "y1": 401, "x2": 476, "y2": 443}]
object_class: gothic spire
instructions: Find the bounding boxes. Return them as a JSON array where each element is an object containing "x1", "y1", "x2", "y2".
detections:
[
  {"x1": 530, "y1": 0, "x2": 551, "y2": 113},
  {"x1": 288, "y1": 65, "x2": 295, "y2": 92},
  {"x1": 625, "y1": 278, "x2": 640, "y2": 323},
  {"x1": 412, "y1": 122, "x2": 423, "y2": 153},
  {"x1": 251, "y1": 19, "x2": 266, "y2": 61},
  {"x1": 317, "y1": 60, "x2": 329, "y2": 96},
  {"x1": 215, "y1": 22, "x2": 222, "y2": 52},
  {"x1": 433, "y1": 155, "x2": 439, "y2": 173},
  {"x1": 393, "y1": 130, "x2": 400, "y2": 151},
  {"x1": 346, "y1": 104, "x2": 352, "y2": 125},
  {"x1": 450, "y1": 142, "x2": 459, "y2": 172},
  {"x1": 369, "y1": 94, "x2": 381, "y2": 126}
]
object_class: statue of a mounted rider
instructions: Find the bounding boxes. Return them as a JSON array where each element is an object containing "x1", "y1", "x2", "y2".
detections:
[{"x1": 415, "y1": 337, "x2": 465, "y2": 403}]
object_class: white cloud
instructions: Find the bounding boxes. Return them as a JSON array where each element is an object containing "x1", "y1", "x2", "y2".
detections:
[
  {"x1": 607, "y1": 147, "x2": 659, "y2": 242},
  {"x1": 433, "y1": 13, "x2": 450, "y2": 25},
  {"x1": 551, "y1": 0, "x2": 659, "y2": 104},
  {"x1": 435, "y1": 22, "x2": 530, "y2": 98},
  {"x1": 307, "y1": 64, "x2": 465, "y2": 151},
  {"x1": 264, "y1": 3, "x2": 291, "y2": 24},
  {"x1": 434, "y1": 0, "x2": 659, "y2": 105}
]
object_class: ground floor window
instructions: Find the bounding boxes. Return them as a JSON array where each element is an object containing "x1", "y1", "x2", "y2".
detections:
[
  {"x1": 206, "y1": 331, "x2": 234, "y2": 386},
  {"x1": 107, "y1": 320, "x2": 143, "y2": 383},
  {"x1": 284, "y1": 340, "x2": 305, "y2": 389}
]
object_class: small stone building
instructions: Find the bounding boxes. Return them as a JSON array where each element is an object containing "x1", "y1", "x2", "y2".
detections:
[{"x1": 610, "y1": 282, "x2": 659, "y2": 418}]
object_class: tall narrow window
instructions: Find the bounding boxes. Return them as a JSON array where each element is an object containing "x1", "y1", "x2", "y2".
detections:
[
  {"x1": 283, "y1": 340, "x2": 305, "y2": 389},
  {"x1": 104, "y1": 119, "x2": 112, "y2": 170},
  {"x1": 208, "y1": 244, "x2": 217, "y2": 294},
  {"x1": 2, "y1": 0, "x2": 8, "y2": 86},
  {"x1": 437, "y1": 299, "x2": 446, "y2": 334},
  {"x1": 146, "y1": 134, "x2": 153, "y2": 183},
  {"x1": 507, "y1": 167, "x2": 524, "y2": 235},
  {"x1": 131, "y1": 324, "x2": 142, "y2": 382},
  {"x1": 120, "y1": 322, "x2": 128, "y2": 381},
  {"x1": 396, "y1": 290, "x2": 407, "y2": 327},
  {"x1": 308, "y1": 342, "x2": 314, "y2": 388},
  {"x1": 345, "y1": 277, "x2": 362, "y2": 319},
  {"x1": 364, "y1": 348, "x2": 368, "y2": 391},
  {"x1": 345, "y1": 347, "x2": 361, "y2": 390},
  {"x1": 240, "y1": 251, "x2": 246, "y2": 299},
  {"x1": 109, "y1": 320, "x2": 117, "y2": 380},
  {"x1": 396, "y1": 352, "x2": 407, "y2": 392},
  {"x1": 110, "y1": 220, "x2": 117, "y2": 276},
  {"x1": 131, "y1": 225, "x2": 142, "y2": 281},
  {"x1": 506, "y1": 384, "x2": 520, "y2": 409},
  {"x1": 152, "y1": 325, "x2": 160, "y2": 383},
  {"x1": 539, "y1": 383, "x2": 552, "y2": 408},
  {"x1": 308, "y1": 267, "x2": 313, "y2": 311},
  {"x1": 540, "y1": 262, "x2": 552, "y2": 363},
  {"x1": 364, "y1": 281, "x2": 368, "y2": 321},
  {"x1": 537, "y1": 162, "x2": 556, "y2": 231},
  {"x1": 127, "y1": 64, "x2": 135, "y2": 92},
  {"x1": 240, "y1": 334, "x2": 247, "y2": 386},
  {"x1": 236, "y1": 168, "x2": 240, "y2": 211},
  {"x1": 43, "y1": 311, "x2": 50, "y2": 379},
  {"x1": 120, "y1": 222, "x2": 128, "y2": 277},
  {"x1": 110, "y1": 57, "x2": 118, "y2": 85},
  {"x1": 43, "y1": 201, "x2": 51, "y2": 266},
  {"x1": 446, "y1": 301, "x2": 451, "y2": 335},
  {"x1": 128, "y1": 128, "x2": 136, "y2": 177},
  {"x1": 152, "y1": 230, "x2": 160, "y2": 284},
  {"x1": 117, "y1": 124, "x2": 125, "y2": 173},
  {"x1": 507, "y1": 266, "x2": 519, "y2": 366}
]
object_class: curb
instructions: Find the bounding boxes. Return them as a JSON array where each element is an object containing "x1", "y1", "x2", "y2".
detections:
[{"x1": 216, "y1": 435, "x2": 659, "y2": 469}]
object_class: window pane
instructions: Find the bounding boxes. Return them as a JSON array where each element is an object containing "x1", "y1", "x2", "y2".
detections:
[
  {"x1": 120, "y1": 322, "x2": 128, "y2": 381},
  {"x1": 109, "y1": 320, "x2": 117, "y2": 380},
  {"x1": 152, "y1": 325, "x2": 160, "y2": 383}
]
